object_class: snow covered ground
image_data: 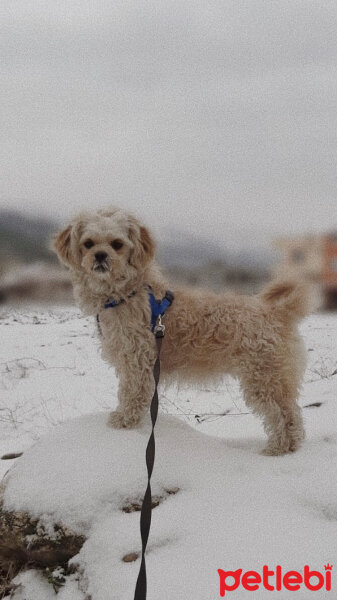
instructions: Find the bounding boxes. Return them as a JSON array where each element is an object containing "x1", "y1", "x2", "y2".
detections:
[{"x1": 1, "y1": 306, "x2": 337, "y2": 599}]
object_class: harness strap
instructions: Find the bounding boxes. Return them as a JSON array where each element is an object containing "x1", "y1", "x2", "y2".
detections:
[
  {"x1": 104, "y1": 290, "x2": 137, "y2": 309},
  {"x1": 102, "y1": 287, "x2": 174, "y2": 332},
  {"x1": 148, "y1": 288, "x2": 174, "y2": 331}
]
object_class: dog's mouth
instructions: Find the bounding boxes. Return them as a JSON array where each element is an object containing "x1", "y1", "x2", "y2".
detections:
[{"x1": 92, "y1": 261, "x2": 109, "y2": 274}]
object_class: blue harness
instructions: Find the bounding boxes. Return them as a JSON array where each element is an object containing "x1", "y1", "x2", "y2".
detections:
[
  {"x1": 104, "y1": 286, "x2": 174, "y2": 332},
  {"x1": 104, "y1": 290, "x2": 136, "y2": 309}
]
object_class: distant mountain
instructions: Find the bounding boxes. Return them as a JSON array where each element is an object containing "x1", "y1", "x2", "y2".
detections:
[
  {"x1": 0, "y1": 210, "x2": 276, "y2": 271},
  {"x1": 0, "y1": 210, "x2": 56, "y2": 239},
  {"x1": 230, "y1": 248, "x2": 277, "y2": 270},
  {"x1": 157, "y1": 227, "x2": 276, "y2": 270},
  {"x1": 0, "y1": 210, "x2": 57, "y2": 263},
  {"x1": 157, "y1": 229, "x2": 228, "y2": 268}
]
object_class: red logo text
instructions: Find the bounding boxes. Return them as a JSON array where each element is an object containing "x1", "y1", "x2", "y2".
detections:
[{"x1": 218, "y1": 564, "x2": 332, "y2": 596}]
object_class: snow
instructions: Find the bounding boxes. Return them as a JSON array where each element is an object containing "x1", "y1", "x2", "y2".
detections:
[{"x1": 1, "y1": 306, "x2": 337, "y2": 599}]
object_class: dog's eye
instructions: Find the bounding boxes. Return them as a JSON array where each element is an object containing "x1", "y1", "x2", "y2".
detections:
[
  {"x1": 84, "y1": 240, "x2": 94, "y2": 249},
  {"x1": 111, "y1": 240, "x2": 123, "y2": 251}
]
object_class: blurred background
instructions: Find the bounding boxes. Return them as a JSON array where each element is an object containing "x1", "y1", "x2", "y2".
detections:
[{"x1": 1, "y1": 0, "x2": 337, "y2": 308}]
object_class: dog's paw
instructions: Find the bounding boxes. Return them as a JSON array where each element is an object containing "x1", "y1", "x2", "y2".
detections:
[
  {"x1": 261, "y1": 443, "x2": 298, "y2": 456},
  {"x1": 107, "y1": 411, "x2": 139, "y2": 429},
  {"x1": 261, "y1": 446, "x2": 285, "y2": 456}
]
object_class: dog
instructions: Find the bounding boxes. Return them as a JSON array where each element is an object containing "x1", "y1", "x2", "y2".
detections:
[{"x1": 54, "y1": 207, "x2": 310, "y2": 455}]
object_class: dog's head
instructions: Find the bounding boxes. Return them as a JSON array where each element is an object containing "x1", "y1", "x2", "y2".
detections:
[{"x1": 53, "y1": 208, "x2": 155, "y2": 285}]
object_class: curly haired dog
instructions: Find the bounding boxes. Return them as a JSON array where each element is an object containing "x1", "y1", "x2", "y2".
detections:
[{"x1": 54, "y1": 207, "x2": 310, "y2": 455}]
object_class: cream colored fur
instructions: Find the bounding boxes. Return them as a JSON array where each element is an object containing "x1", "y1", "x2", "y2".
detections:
[{"x1": 54, "y1": 207, "x2": 310, "y2": 455}]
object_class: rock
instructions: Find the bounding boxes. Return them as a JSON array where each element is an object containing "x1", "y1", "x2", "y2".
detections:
[
  {"x1": 122, "y1": 495, "x2": 161, "y2": 513},
  {"x1": 0, "y1": 562, "x2": 19, "y2": 598},
  {"x1": 1, "y1": 453, "x2": 23, "y2": 460},
  {"x1": 122, "y1": 552, "x2": 139, "y2": 563},
  {"x1": 0, "y1": 509, "x2": 85, "y2": 570},
  {"x1": 0, "y1": 474, "x2": 85, "y2": 572},
  {"x1": 122, "y1": 488, "x2": 180, "y2": 514}
]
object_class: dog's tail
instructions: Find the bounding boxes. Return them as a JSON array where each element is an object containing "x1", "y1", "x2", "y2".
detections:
[{"x1": 259, "y1": 280, "x2": 312, "y2": 322}]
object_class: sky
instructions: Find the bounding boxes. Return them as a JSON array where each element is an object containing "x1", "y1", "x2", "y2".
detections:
[{"x1": 1, "y1": 0, "x2": 337, "y2": 250}]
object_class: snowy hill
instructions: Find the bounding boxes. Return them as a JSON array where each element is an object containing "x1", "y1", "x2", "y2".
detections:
[{"x1": 0, "y1": 307, "x2": 336, "y2": 599}]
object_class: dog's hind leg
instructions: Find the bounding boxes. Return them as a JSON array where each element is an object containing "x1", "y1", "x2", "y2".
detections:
[{"x1": 240, "y1": 368, "x2": 305, "y2": 455}]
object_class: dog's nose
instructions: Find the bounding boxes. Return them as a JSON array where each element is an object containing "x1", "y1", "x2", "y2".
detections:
[{"x1": 95, "y1": 251, "x2": 108, "y2": 262}]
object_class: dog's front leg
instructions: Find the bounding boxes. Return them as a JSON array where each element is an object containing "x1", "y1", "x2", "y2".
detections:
[{"x1": 108, "y1": 358, "x2": 156, "y2": 429}]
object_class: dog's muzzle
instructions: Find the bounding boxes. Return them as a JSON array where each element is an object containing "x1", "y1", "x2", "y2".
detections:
[{"x1": 93, "y1": 252, "x2": 110, "y2": 273}]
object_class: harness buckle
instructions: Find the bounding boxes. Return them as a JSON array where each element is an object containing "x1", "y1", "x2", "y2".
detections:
[{"x1": 154, "y1": 314, "x2": 165, "y2": 338}]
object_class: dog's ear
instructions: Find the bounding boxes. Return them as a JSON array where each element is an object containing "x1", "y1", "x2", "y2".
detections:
[
  {"x1": 139, "y1": 226, "x2": 155, "y2": 261},
  {"x1": 128, "y1": 222, "x2": 155, "y2": 268},
  {"x1": 53, "y1": 224, "x2": 78, "y2": 268}
]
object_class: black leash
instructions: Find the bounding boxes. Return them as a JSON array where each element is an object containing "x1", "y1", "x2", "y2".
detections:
[
  {"x1": 99, "y1": 286, "x2": 174, "y2": 599},
  {"x1": 134, "y1": 331, "x2": 163, "y2": 600},
  {"x1": 133, "y1": 290, "x2": 175, "y2": 599}
]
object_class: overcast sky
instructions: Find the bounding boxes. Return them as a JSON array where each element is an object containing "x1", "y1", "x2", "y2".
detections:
[{"x1": 1, "y1": 0, "x2": 336, "y2": 249}]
